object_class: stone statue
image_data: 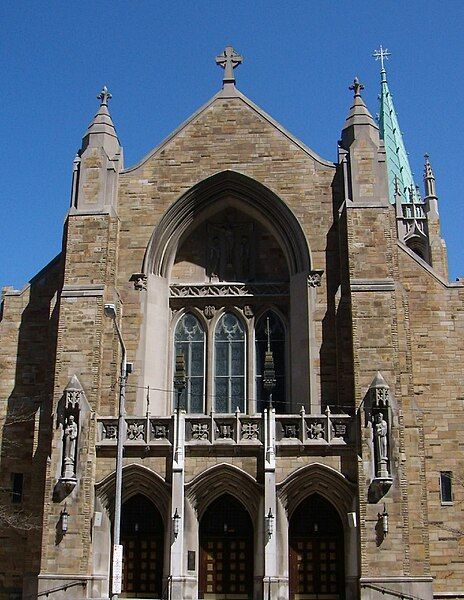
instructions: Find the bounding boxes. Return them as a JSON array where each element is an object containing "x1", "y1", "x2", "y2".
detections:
[
  {"x1": 62, "y1": 415, "x2": 78, "y2": 479},
  {"x1": 239, "y1": 235, "x2": 250, "y2": 278},
  {"x1": 208, "y1": 236, "x2": 221, "y2": 279},
  {"x1": 224, "y1": 225, "x2": 235, "y2": 267},
  {"x1": 373, "y1": 411, "x2": 389, "y2": 478}
]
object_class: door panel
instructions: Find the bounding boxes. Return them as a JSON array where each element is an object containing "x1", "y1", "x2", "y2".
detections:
[
  {"x1": 289, "y1": 494, "x2": 344, "y2": 600},
  {"x1": 122, "y1": 535, "x2": 163, "y2": 597},
  {"x1": 199, "y1": 494, "x2": 253, "y2": 599},
  {"x1": 120, "y1": 494, "x2": 164, "y2": 598},
  {"x1": 289, "y1": 537, "x2": 342, "y2": 599}
]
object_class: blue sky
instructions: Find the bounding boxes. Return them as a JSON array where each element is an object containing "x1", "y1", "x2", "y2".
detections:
[{"x1": 1, "y1": 1, "x2": 463, "y2": 289}]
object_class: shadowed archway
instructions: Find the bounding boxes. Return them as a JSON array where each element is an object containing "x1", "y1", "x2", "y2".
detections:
[
  {"x1": 199, "y1": 493, "x2": 254, "y2": 600},
  {"x1": 289, "y1": 494, "x2": 345, "y2": 600},
  {"x1": 144, "y1": 170, "x2": 312, "y2": 279}
]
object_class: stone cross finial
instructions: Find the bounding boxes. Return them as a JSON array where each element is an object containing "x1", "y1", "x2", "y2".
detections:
[
  {"x1": 215, "y1": 46, "x2": 243, "y2": 85},
  {"x1": 97, "y1": 85, "x2": 112, "y2": 106},
  {"x1": 349, "y1": 77, "x2": 365, "y2": 97},
  {"x1": 373, "y1": 45, "x2": 391, "y2": 71}
]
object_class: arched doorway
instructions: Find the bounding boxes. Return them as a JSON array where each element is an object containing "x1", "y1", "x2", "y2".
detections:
[
  {"x1": 289, "y1": 494, "x2": 345, "y2": 600},
  {"x1": 120, "y1": 494, "x2": 164, "y2": 598},
  {"x1": 199, "y1": 493, "x2": 254, "y2": 599}
]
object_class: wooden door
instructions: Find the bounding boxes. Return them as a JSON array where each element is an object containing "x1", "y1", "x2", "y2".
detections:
[
  {"x1": 289, "y1": 495, "x2": 344, "y2": 600},
  {"x1": 120, "y1": 494, "x2": 164, "y2": 598},
  {"x1": 199, "y1": 494, "x2": 253, "y2": 599},
  {"x1": 289, "y1": 537, "x2": 342, "y2": 599},
  {"x1": 122, "y1": 535, "x2": 163, "y2": 597}
]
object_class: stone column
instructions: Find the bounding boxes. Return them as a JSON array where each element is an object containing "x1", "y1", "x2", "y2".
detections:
[
  {"x1": 169, "y1": 409, "x2": 186, "y2": 600},
  {"x1": 263, "y1": 409, "x2": 278, "y2": 599}
]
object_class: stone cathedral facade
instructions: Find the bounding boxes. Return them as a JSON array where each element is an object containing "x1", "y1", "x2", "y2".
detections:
[{"x1": 1, "y1": 47, "x2": 463, "y2": 600}]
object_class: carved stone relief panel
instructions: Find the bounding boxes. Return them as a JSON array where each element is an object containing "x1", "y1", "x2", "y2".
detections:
[{"x1": 206, "y1": 221, "x2": 255, "y2": 282}]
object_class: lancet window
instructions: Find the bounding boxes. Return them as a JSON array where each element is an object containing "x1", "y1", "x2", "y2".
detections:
[
  {"x1": 255, "y1": 311, "x2": 286, "y2": 412},
  {"x1": 174, "y1": 314, "x2": 205, "y2": 413},
  {"x1": 214, "y1": 313, "x2": 246, "y2": 413}
]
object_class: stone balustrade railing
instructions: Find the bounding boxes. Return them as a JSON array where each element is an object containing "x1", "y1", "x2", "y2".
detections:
[{"x1": 96, "y1": 408, "x2": 352, "y2": 448}]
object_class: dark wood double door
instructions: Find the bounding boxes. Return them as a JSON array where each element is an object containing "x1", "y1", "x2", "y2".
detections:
[
  {"x1": 289, "y1": 494, "x2": 345, "y2": 600},
  {"x1": 199, "y1": 494, "x2": 253, "y2": 599},
  {"x1": 120, "y1": 494, "x2": 164, "y2": 598}
]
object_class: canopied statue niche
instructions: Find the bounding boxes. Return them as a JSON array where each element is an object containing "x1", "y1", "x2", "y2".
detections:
[
  {"x1": 365, "y1": 372, "x2": 393, "y2": 500},
  {"x1": 55, "y1": 375, "x2": 90, "y2": 496}
]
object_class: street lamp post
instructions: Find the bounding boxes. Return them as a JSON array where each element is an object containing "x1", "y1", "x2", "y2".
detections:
[{"x1": 104, "y1": 303, "x2": 128, "y2": 600}]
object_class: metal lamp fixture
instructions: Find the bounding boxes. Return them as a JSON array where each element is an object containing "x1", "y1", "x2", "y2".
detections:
[
  {"x1": 263, "y1": 317, "x2": 276, "y2": 409},
  {"x1": 174, "y1": 352, "x2": 186, "y2": 407},
  {"x1": 266, "y1": 508, "x2": 274, "y2": 538},
  {"x1": 173, "y1": 508, "x2": 181, "y2": 538},
  {"x1": 378, "y1": 504, "x2": 389, "y2": 537},
  {"x1": 61, "y1": 504, "x2": 69, "y2": 535}
]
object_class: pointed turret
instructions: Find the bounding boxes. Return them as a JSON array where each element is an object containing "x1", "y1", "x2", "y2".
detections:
[
  {"x1": 339, "y1": 77, "x2": 389, "y2": 206},
  {"x1": 70, "y1": 86, "x2": 123, "y2": 213},
  {"x1": 422, "y1": 154, "x2": 448, "y2": 278},
  {"x1": 341, "y1": 77, "x2": 379, "y2": 148},
  {"x1": 424, "y1": 154, "x2": 437, "y2": 201},
  {"x1": 82, "y1": 86, "x2": 120, "y2": 154}
]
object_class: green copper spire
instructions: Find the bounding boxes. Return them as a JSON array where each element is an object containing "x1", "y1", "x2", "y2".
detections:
[{"x1": 374, "y1": 46, "x2": 419, "y2": 205}]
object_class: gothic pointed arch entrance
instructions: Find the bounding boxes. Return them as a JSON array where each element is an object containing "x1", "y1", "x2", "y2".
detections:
[
  {"x1": 199, "y1": 493, "x2": 254, "y2": 599},
  {"x1": 120, "y1": 494, "x2": 164, "y2": 598},
  {"x1": 289, "y1": 494, "x2": 345, "y2": 600}
]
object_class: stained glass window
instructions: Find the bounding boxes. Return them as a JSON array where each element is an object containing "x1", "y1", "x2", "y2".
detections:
[
  {"x1": 214, "y1": 313, "x2": 245, "y2": 413},
  {"x1": 174, "y1": 314, "x2": 205, "y2": 413},
  {"x1": 255, "y1": 311, "x2": 286, "y2": 413}
]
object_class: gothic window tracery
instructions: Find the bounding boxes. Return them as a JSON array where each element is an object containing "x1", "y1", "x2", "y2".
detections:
[
  {"x1": 214, "y1": 313, "x2": 246, "y2": 413},
  {"x1": 174, "y1": 313, "x2": 205, "y2": 413},
  {"x1": 169, "y1": 207, "x2": 293, "y2": 415},
  {"x1": 255, "y1": 311, "x2": 286, "y2": 413}
]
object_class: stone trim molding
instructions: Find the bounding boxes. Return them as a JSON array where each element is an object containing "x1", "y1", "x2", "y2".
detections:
[
  {"x1": 169, "y1": 282, "x2": 289, "y2": 298},
  {"x1": 61, "y1": 284, "x2": 105, "y2": 298},
  {"x1": 350, "y1": 279, "x2": 395, "y2": 292}
]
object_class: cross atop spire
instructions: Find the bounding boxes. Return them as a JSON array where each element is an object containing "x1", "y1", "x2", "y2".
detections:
[
  {"x1": 373, "y1": 45, "x2": 391, "y2": 71},
  {"x1": 97, "y1": 85, "x2": 112, "y2": 107},
  {"x1": 215, "y1": 46, "x2": 243, "y2": 86},
  {"x1": 349, "y1": 77, "x2": 365, "y2": 98}
]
